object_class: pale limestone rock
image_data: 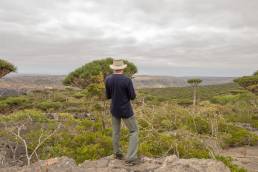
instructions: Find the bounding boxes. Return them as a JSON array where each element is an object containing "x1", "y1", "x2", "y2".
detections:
[{"x1": 0, "y1": 155, "x2": 231, "y2": 172}]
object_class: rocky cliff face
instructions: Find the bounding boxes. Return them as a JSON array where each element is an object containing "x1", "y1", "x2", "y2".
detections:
[{"x1": 1, "y1": 155, "x2": 230, "y2": 172}]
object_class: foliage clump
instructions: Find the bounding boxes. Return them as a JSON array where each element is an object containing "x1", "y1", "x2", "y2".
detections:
[
  {"x1": 0, "y1": 96, "x2": 30, "y2": 113},
  {"x1": 211, "y1": 94, "x2": 240, "y2": 105},
  {"x1": 234, "y1": 70, "x2": 258, "y2": 95},
  {"x1": 0, "y1": 59, "x2": 16, "y2": 78},
  {"x1": 216, "y1": 156, "x2": 247, "y2": 172},
  {"x1": 63, "y1": 58, "x2": 137, "y2": 89},
  {"x1": 219, "y1": 124, "x2": 258, "y2": 147}
]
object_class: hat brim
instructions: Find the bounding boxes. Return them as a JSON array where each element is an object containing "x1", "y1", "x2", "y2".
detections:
[{"x1": 109, "y1": 64, "x2": 127, "y2": 70}]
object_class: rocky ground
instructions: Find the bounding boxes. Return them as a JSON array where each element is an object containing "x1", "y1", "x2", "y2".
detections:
[
  {"x1": 0, "y1": 155, "x2": 230, "y2": 172},
  {"x1": 221, "y1": 127, "x2": 258, "y2": 172},
  {"x1": 221, "y1": 146, "x2": 258, "y2": 172}
]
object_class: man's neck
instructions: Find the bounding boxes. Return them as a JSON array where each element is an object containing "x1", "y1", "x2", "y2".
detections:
[{"x1": 113, "y1": 70, "x2": 123, "y2": 75}]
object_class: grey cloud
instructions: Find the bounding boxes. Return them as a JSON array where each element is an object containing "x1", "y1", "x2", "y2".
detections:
[{"x1": 1, "y1": 0, "x2": 258, "y2": 76}]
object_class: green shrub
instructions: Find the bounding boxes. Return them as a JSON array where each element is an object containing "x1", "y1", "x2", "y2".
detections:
[
  {"x1": 73, "y1": 92, "x2": 85, "y2": 99},
  {"x1": 177, "y1": 99, "x2": 192, "y2": 107},
  {"x1": 187, "y1": 116, "x2": 211, "y2": 135},
  {"x1": 140, "y1": 83, "x2": 240, "y2": 102},
  {"x1": 139, "y1": 131, "x2": 210, "y2": 159},
  {"x1": 139, "y1": 133, "x2": 176, "y2": 157},
  {"x1": 46, "y1": 129, "x2": 112, "y2": 163},
  {"x1": 211, "y1": 95, "x2": 240, "y2": 105},
  {"x1": 177, "y1": 137, "x2": 210, "y2": 159},
  {"x1": 216, "y1": 156, "x2": 247, "y2": 172},
  {"x1": 36, "y1": 100, "x2": 62, "y2": 111},
  {"x1": 0, "y1": 96, "x2": 30, "y2": 113},
  {"x1": 230, "y1": 90, "x2": 248, "y2": 95},
  {"x1": 219, "y1": 124, "x2": 258, "y2": 147}
]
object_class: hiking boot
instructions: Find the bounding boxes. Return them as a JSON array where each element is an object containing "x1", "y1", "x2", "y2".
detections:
[
  {"x1": 125, "y1": 158, "x2": 143, "y2": 166},
  {"x1": 114, "y1": 153, "x2": 124, "y2": 160}
]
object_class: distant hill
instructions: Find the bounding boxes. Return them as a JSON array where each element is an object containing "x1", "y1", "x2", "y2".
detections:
[
  {"x1": 0, "y1": 74, "x2": 235, "y2": 96},
  {"x1": 133, "y1": 75, "x2": 235, "y2": 88},
  {"x1": 0, "y1": 74, "x2": 65, "y2": 90}
]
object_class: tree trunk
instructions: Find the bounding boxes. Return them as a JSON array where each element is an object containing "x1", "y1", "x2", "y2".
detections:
[
  {"x1": 0, "y1": 69, "x2": 11, "y2": 79},
  {"x1": 193, "y1": 85, "x2": 197, "y2": 107}
]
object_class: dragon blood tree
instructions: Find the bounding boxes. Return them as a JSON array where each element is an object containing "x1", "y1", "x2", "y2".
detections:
[
  {"x1": 0, "y1": 59, "x2": 16, "y2": 79},
  {"x1": 234, "y1": 70, "x2": 258, "y2": 95},
  {"x1": 187, "y1": 78, "x2": 202, "y2": 107},
  {"x1": 63, "y1": 58, "x2": 137, "y2": 129}
]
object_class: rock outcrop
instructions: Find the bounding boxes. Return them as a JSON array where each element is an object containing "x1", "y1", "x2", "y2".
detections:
[{"x1": 0, "y1": 155, "x2": 230, "y2": 172}]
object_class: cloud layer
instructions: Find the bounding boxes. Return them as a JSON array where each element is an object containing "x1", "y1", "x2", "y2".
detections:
[{"x1": 1, "y1": 0, "x2": 258, "y2": 76}]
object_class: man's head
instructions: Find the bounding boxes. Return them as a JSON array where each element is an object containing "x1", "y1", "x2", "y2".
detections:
[{"x1": 110, "y1": 59, "x2": 127, "y2": 74}]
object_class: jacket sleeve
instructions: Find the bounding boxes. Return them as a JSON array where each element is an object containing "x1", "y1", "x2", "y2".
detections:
[
  {"x1": 128, "y1": 79, "x2": 136, "y2": 100},
  {"x1": 105, "y1": 78, "x2": 111, "y2": 99}
]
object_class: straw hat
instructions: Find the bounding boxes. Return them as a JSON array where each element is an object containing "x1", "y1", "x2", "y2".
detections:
[{"x1": 109, "y1": 59, "x2": 127, "y2": 70}]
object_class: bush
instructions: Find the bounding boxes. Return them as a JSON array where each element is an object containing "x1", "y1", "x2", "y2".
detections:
[
  {"x1": 216, "y1": 156, "x2": 247, "y2": 172},
  {"x1": 177, "y1": 99, "x2": 192, "y2": 107},
  {"x1": 139, "y1": 133, "x2": 176, "y2": 157},
  {"x1": 211, "y1": 95, "x2": 240, "y2": 105},
  {"x1": 45, "y1": 123, "x2": 112, "y2": 163},
  {"x1": 177, "y1": 137, "x2": 210, "y2": 159},
  {"x1": 0, "y1": 109, "x2": 59, "y2": 165},
  {"x1": 219, "y1": 124, "x2": 258, "y2": 147},
  {"x1": 73, "y1": 92, "x2": 85, "y2": 99},
  {"x1": 0, "y1": 96, "x2": 30, "y2": 113},
  {"x1": 230, "y1": 90, "x2": 248, "y2": 95},
  {"x1": 36, "y1": 100, "x2": 62, "y2": 111},
  {"x1": 186, "y1": 116, "x2": 211, "y2": 135}
]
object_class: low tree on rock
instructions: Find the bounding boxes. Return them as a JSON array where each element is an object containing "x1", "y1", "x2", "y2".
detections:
[
  {"x1": 234, "y1": 70, "x2": 258, "y2": 95},
  {"x1": 0, "y1": 59, "x2": 16, "y2": 79},
  {"x1": 187, "y1": 79, "x2": 202, "y2": 107}
]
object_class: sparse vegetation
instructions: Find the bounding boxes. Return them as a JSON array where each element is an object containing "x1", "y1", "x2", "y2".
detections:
[
  {"x1": 0, "y1": 65, "x2": 257, "y2": 171},
  {"x1": 216, "y1": 156, "x2": 247, "y2": 172}
]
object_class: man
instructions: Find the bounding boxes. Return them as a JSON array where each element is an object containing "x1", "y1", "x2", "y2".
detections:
[{"x1": 105, "y1": 59, "x2": 139, "y2": 165}]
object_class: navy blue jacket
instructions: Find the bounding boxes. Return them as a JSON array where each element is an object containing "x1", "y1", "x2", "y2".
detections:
[{"x1": 105, "y1": 74, "x2": 136, "y2": 118}]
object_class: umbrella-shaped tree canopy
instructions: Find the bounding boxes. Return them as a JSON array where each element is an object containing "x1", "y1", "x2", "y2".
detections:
[
  {"x1": 234, "y1": 70, "x2": 258, "y2": 95},
  {"x1": 0, "y1": 59, "x2": 16, "y2": 78},
  {"x1": 187, "y1": 79, "x2": 202, "y2": 86},
  {"x1": 187, "y1": 78, "x2": 202, "y2": 106},
  {"x1": 63, "y1": 58, "x2": 137, "y2": 89}
]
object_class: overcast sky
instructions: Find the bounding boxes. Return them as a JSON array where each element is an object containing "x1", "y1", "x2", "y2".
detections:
[{"x1": 1, "y1": 0, "x2": 257, "y2": 76}]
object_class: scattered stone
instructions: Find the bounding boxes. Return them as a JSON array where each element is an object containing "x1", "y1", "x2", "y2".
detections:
[
  {"x1": 45, "y1": 113, "x2": 59, "y2": 120},
  {"x1": 73, "y1": 113, "x2": 91, "y2": 119}
]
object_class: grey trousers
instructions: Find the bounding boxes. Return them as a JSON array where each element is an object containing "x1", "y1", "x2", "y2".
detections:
[{"x1": 112, "y1": 115, "x2": 138, "y2": 161}]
